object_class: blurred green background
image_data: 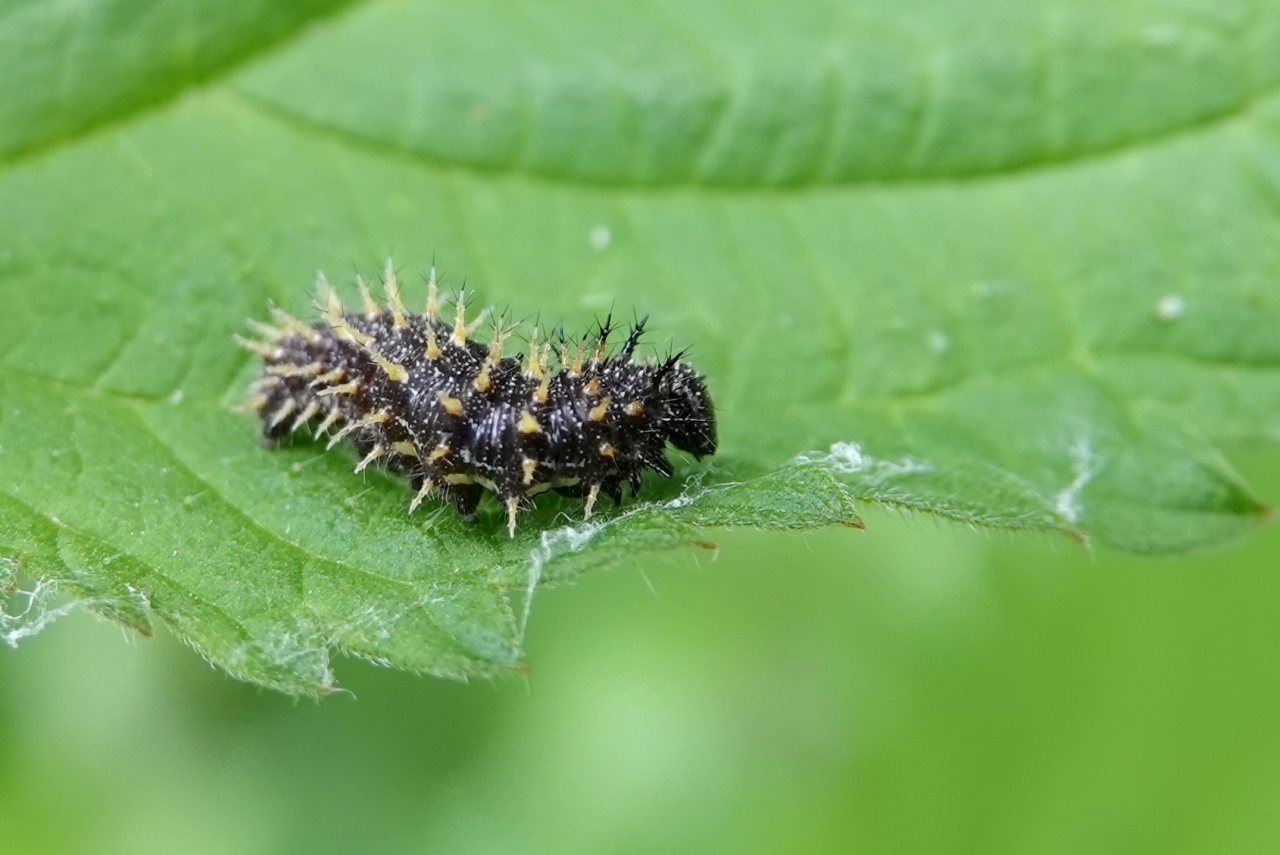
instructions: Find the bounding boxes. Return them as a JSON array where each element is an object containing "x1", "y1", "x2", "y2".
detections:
[{"x1": 2, "y1": 447, "x2": 1276, "y2": 855}]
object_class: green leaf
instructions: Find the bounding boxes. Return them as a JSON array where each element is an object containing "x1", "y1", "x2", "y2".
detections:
[
  {"x1": 0, "y1": 0, "x2": 357, "y2": 161},
  {"x1": 1, "y1": 0, "x2": 1278, "y2": 693}
]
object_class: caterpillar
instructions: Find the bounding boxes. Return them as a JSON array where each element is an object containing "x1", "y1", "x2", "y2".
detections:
[{"x1": 237, "y1": 261, "x2": 717, "y2": 537}]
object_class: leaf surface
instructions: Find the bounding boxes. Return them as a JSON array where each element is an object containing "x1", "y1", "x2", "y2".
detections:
[{"x1": 1, "y1": 0, "x2": 1278, "y2": 691}]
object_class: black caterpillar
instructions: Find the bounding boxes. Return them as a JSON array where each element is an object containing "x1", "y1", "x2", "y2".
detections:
[{"x1": 238, "y1": 261, "x2": 716, "y2": 536}]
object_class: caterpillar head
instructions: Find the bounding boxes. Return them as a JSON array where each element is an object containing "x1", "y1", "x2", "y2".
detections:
[{"x1": 657, "y1": 359, "x2": 717, "y2": 459}]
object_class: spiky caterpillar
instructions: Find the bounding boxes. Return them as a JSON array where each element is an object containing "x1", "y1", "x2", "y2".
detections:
[{"x1": 238, "y1": 262, "x2": 717, "y2": 536}]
